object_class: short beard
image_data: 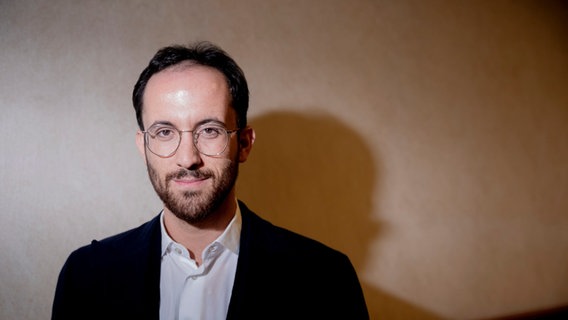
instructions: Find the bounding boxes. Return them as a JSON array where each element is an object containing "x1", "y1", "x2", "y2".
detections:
[{"x1": 146, "y1": 155, "x2": 239, "y2": 225}]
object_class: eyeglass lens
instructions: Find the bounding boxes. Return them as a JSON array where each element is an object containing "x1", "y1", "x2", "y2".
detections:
[{"x1": 145, "y1": 125, "x2": 232, "y2": 157}]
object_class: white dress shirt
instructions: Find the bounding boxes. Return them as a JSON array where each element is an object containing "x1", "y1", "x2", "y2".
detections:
[{"x1": 159, "y1": 206, "x2": 241, "y2": 320}]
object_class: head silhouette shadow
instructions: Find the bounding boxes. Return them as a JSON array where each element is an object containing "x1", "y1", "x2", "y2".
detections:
[
  {"x1": 237, "y1": 110, "x2": 379, "y2": 270},
  {"x1": 237, "y1": 111, "x2": 448, "y2": 319}
]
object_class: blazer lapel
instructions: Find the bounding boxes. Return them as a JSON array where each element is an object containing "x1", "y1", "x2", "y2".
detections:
[
  {"x1": 113, "y1": 214, "x2": 162, "y2": 318},
  {"x1": 226, "y1": 202, "x2": 273, "y2": 319}
]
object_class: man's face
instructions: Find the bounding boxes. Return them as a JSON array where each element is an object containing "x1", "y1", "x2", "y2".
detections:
[{"x1": 136, "y1": 64, "x2": 254, "y2": 224}]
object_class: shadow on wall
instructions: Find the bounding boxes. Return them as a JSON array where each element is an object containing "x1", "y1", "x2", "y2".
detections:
[{"x1": 237, "y1": 110, "x2": 442, "y2": 319}]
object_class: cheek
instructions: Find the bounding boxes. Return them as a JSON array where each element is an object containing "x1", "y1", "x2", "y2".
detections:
[
  {"x1": 205, "y1": 157, "x2": 234, "y2": 175},
  {"x1": 146, "y1": 157, "x2": 171, "y2": 177}
]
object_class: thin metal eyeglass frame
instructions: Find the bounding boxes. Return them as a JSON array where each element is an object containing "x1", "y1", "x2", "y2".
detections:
[{"x1": 142, "y1": 127, "x2": 240, "y2": 158}]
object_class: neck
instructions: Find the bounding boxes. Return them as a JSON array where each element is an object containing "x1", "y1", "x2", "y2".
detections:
[{"x1": 163, "y1": 194, "x2": 237, "y2": 265}]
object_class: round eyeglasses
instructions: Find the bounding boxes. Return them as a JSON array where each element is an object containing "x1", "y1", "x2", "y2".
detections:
[{"x1": 142, "y1": 124, "x2": 239, "y2": 158}]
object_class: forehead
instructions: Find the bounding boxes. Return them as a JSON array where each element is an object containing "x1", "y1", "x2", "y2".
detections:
[{"x1": 142, "y1": 64, "x2": 234, "y2": 127}]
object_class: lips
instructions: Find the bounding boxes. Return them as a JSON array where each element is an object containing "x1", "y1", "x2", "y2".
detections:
[
  {"x1": 172, "y1": 176, "x2": 208, "y2": 185},
  {"x1": 167, "y1": 169, "x2": 212, "y2": 187}
]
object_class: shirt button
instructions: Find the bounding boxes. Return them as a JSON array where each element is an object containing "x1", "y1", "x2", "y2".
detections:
[{"x1": 175, "y1": 248, "x2": 182, "y2": 255}]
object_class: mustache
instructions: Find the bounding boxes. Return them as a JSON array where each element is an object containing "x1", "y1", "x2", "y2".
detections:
[{"x1": 166, "y1": 168, "x2": 213, "y2": 181}]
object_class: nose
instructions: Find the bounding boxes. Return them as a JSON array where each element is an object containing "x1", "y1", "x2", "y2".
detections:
[{"x1": 175, "y1": 131, "x2": 203, "y2": 170}]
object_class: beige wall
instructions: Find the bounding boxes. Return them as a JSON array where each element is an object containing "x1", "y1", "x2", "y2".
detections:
[{"x1": 1, "y1": 1, "x2": 567, "y2": 319}]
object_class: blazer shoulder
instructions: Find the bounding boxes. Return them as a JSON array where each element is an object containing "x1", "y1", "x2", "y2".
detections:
[
  {"x1": 53, "y1": 214, "x2": 162, "y2": 319},
  {"x1": 233, "y1": 201, "x2": 369, "y2": 319},
  {"x1": 66, "y1": 214, "x2": 161, "y2": 265},
  {"x1": 239, "y1": 201, "x2": 349, "y2": 262},
  {"x1": 96, "y1": 214, "x2": 161, "y2": 247}
]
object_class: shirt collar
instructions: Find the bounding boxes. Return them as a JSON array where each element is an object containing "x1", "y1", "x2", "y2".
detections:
[{"x1": 160, "y1": 200, "x2": 242, "y2": 257}]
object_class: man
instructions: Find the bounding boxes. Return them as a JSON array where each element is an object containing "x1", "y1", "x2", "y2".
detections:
[{"x1": 52, "y1": 42, "x2": 369, "y2": 319}]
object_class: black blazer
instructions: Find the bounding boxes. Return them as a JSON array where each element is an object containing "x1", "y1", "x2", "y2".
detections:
[{"x1": 52, "y1": 201, "x2": 369, "y2": 319}]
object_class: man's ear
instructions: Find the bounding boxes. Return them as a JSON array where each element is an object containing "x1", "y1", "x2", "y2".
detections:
[
  {"x1": 135, "y1": 131, "x2": 147, "y2": 163},
  {"x1": 238, "y1": 126, "x2": 255, "y2": 163}
]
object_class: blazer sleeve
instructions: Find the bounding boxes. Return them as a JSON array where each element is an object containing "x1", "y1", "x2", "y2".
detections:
[
  {"x1": 334, "y1": 252, "x2": 370, "y2": 319},
  {"x1": 52, "y1": 246, "x2": 96, "y2": 320},
  {"x1": 51, "y1": 215, "x2": 162, "y2": 320},
  {"x1": 228, "y1": 204, "x2": 370, "y2": 319}
]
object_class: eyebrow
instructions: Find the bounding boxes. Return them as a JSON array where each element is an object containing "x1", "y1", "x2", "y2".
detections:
[
  {"x1": 147, "y1": 118, "x2": 227, "y2": 130},
  {"x1": 147, "y1": 120, "x2": 175, "y2": 129},
  {"x1": 195, "y1": 118, "x2": 226, "y2": 128}
]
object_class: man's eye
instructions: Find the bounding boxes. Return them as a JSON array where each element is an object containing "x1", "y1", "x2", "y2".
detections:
[
  {"x1": 157, "y1": 129, "x2": 173, "y2": 136},
  {"x1": 199, "y1": 127, "x2": 222, "y2": 138},
  {"x1": 152, "y1": 128, "x2": 176, "y2": 140}
]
